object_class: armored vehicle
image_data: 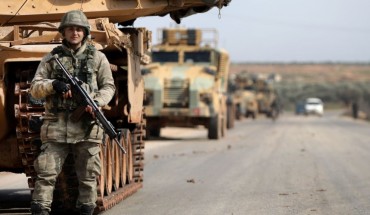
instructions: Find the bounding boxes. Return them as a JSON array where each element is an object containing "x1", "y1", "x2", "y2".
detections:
[
  {"x1": 0, "y1": 0, "x2": 231, "y2": 213},
  {"x1": 232, "y1": 72, "x2": 258, "y2": 120},
  {"x1": 255, "y1": 75, "x2": 280, "y2": 119},
  {"x1": 143, "y1": 28, "x2": 230, "y2": 139}
]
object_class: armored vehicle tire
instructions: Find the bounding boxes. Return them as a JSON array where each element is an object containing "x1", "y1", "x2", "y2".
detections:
[
  {"x1": 270, "y1": 109, "x2": 279, "y2": 121},
  {"x1": 235, "y1": 105, "x2": 242, "y2": 120},
  {"x1": 226, "y1": 103, "x2": 235, "y2": 129},
  {"x1": 208, "y1": 114, "x2": 221, "y2": 139},
  {"x1": 125, "y1": 130, "x2": 134, "y2": 184},
  {"x1": 246, "y1": 111, "x2": 257, "y2": 120},
  {"x1": 221, "y1": 112, "x2": 226, "y2": 137},
  {"x1": 252, "y1": 111, "x2": 257, "y2": 119},
  {"x1": 149, "y1": 127, "x2": 161, "y2": 138},
  {"x1": 103, "y1": 136, "x2": 113, "y2": 195}
]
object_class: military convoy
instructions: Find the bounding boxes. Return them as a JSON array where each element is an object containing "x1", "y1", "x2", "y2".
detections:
[
  {"x1": 143, "y1": 28, "x2": 230, "y2": 139},
  {"x1": 229, "y1": 71, "x2": 280, "y2": 121},
  {"x1": 0, "y1": 0, "x2": 231, "y2": 213}
]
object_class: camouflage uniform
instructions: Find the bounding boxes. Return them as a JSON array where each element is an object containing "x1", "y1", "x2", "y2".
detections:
[{"x1": 29, "y1": 10, "x2": 115, "y2": 214}]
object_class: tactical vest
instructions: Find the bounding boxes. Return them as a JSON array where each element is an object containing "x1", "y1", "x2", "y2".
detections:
[{"x1": 49, "y1": 44, "x2": 97, "y2": 112}]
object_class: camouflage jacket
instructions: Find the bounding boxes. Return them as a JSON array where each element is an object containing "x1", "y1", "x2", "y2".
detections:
[{"x1": 30, "y1": 42, "x2": 115, "y2": 144}]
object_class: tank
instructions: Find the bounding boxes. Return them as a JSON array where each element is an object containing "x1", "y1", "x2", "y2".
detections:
[
  {"x1": 143, "y1": 28, "x2": 230, "y2": 139},
  {"x1": 0, "y1": 0, "x2": 231, "y2": 213}
]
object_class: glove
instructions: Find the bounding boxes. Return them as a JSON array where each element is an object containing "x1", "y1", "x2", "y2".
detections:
[{"x1": 52, "y1": 80, "x2": 69, "y2": 94}]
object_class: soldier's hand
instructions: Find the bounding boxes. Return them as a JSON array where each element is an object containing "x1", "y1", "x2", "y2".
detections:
[
  {"x1": 85, "y1": 101, "x2": 101, "y2": 119},
  {"x1": 52, "y1": 80, "x2": 70, "y2": 94},
  {"x1": 52, "y1": 80, "x2": 72, "y2": 99},
  {"x1": 62, "y1": 90, "x2": 72, "y2": 99},
  {"x1": 85, "y1": 105, "x2": 96, "y2": 119}
]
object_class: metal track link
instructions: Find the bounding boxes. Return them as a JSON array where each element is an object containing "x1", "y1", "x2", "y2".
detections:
[{"x1": 96, "y1": 183, "x2": 143, "y2": 211}]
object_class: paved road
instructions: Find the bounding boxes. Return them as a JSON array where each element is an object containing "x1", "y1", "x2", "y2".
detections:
[
  {"x1": 104, "y1": 112, "x2": 370, "y2": 215},
  {"x1": 2, "y1": 112, "x2": 370, "y2": 215},
  {"x1": 0, "y1": 172, "x2": 30, "y2": 214}
]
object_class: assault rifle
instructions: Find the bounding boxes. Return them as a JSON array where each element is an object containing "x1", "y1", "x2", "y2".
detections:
[{"x1": 50, "y1": 54, "x2": 126, "y2": 154}]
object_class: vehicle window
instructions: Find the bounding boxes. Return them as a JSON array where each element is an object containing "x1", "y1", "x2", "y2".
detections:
[
  {"x1": 307, "y1": 102, "x2": 321, "y2": 105},
  {"x1": 244, "y1": 86, "x2": 254, "y2": 90},
  {"x1": 152, "y1": 51, "x2": 179, "y2": 63},
  {"x1": 184, "y1": 51, "x2": 211, "y2": 63}
]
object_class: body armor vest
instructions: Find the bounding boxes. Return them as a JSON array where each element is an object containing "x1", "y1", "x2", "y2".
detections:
[{"x1": 49, "y1": 44, "x2": 96, "y2": 112}]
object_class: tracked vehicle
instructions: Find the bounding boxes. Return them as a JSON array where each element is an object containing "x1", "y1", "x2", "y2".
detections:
[
  {"x1": 0, "y1": 0, "x2": 231, "y2": 213},
  {"x1": 143, "y1": 28, "x2": 230, "y2": 139}
]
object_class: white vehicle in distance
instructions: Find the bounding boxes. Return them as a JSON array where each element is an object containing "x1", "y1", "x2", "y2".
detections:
[{"x1": 305, "y1": 97, "x2": 324, "y2": 116}]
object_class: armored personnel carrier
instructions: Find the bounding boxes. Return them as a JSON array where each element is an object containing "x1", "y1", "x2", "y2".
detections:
[
  {"x1": 254, "y1": 75, "x2": 279, "y2": 119},
  {"x1": 143, "y1": 28, "x2": 230, "y2": 139},
  {"x1": 0, "y1": 0, "x2": 231, "y2": 213},
  {"x1": 232, "y1": 71, "x2": 259, "y2": 120}
]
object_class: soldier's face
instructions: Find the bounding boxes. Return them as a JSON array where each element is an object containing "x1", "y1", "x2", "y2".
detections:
[{"x1": 64, "y1": 26, "x2": 85, "y2": 49}]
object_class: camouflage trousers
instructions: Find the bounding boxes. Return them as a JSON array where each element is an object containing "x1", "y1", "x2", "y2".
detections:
[{"x1": 31, "y1": 141, "x2": 101, "y2": 211}]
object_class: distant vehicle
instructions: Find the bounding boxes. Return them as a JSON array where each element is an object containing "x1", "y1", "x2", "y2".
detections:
[
  {"x1": 295, "y1": 101, "x2": 306, "y2": 115},
  {"x1": 231, "y1": 72, "x2": 259, "y2": 120},
  {"x1": 304, "y1": 98, "x2": 324, "y2": 116},
  {"x1": 255, "y1": 77, "x2": 279, "y2": 119}
]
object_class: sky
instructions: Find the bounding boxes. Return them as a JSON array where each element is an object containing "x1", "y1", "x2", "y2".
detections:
[{"x1": 134, "y1": 0, "x2": 370, "y2": 63}]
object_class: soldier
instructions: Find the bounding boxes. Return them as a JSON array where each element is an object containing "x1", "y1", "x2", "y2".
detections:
[{"x1": 29, "y1": 10, "x2": 115, "y2": 215}]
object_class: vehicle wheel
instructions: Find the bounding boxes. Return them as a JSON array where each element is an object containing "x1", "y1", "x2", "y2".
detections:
[
  {"x1": 149, "y1": 127, "x2": 161, "y2": 137},
  {"x1": 208, "y1": 114, "x2": 221, "y2": 140},
  {"x1": 251, "y1": 111, "x2": 257, "y2": 119},
  {"x1": 221, "y1": 112, "x2": 226, "y2": 137},
  {"x1": 235, "y1": 105, "x2": 242, "y2": 120},
  {"x1": 271, "y1": 108, "x2": 278, "y2": 121},
  {"x1": 124, "y1": 130, "x2": 134, "y2": 184},
  {"x1": 98, "y1": 144, "x2": 105, "y2": 197},
  {"x1": 103, "y1": 135, "x2": 113, "y2": 195},
  {"x1": 245, "y1": 112, "x2": 248, "y2": 118},
  {"x1": 112, "y1": 138, "x2": 120, "y2": 191},
  {"x1": 226, "y1": 104, "x2": 235, "y2": 129},
  {"x1": 119, "y1": 131, "x2": 127, "y2": 187}
]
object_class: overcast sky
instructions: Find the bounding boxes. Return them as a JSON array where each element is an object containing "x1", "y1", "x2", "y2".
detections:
[{"x1": 135, "y1": 0, "x2": 370, "y2": 63}]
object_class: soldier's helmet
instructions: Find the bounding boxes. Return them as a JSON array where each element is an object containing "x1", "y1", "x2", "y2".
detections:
[{"x1": 58, "y1": 10, "x2": 90, "y2": 36}]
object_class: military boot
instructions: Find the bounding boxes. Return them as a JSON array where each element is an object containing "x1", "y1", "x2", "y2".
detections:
[
  {"x1": 30, "y1": 203, "x2": 49, "y2": 215},
  {"x1": 80, "y1": 205, "x2": 95, "y2": 215}
]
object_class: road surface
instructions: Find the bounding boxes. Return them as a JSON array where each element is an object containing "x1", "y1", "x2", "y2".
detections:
[
  {"x1": 2, "y1": 112, "x2": 370, "y2": 215},
  {"x1": 0, "y1": 172, "x2": 30, "y2": 214},
  {"x1": 104, "y1": 112, "x2": 370, "y2": 215}
]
